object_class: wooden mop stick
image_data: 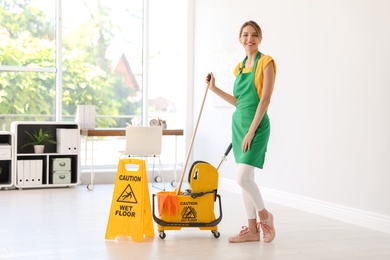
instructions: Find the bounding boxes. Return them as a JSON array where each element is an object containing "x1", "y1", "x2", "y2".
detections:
[{"x1": 176, "y1": 85, "x2": 209, "y2": 194}]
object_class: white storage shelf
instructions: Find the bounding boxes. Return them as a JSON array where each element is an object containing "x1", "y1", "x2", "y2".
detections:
[
  {"x1": 11, "y1": 122, "x2": 80, "y2": 189},
  {"x1": 0, "y1": 131, "x2": 14, "y2": 189}
]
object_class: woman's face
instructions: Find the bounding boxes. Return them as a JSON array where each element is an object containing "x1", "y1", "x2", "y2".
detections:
[{"x1": 239, "y1": 25, "x2": 262, "y2": 53}]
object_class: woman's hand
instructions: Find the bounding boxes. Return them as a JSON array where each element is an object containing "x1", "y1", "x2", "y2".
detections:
[
  {"x1": 206, "y1": 72, "x2": 215, "y2": 91},
  {"x1": 205, "y1": 72, "x2": 237, "y2": 106},
  {"x1": 242, "y1": 131, "x2": 255, "y2": 153}
]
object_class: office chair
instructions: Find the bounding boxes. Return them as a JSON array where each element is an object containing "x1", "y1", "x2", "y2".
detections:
[{"x1": 122, "y1": 126, "x2": 165, "y2": 190}]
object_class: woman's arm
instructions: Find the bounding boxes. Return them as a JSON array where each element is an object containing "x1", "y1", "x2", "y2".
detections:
[
  {"x1": 242, "y1": 61, "x2": 275, "y2": 153},
  {"x1": 206, "y1": 72, "x2": 237, "y2": 106}
]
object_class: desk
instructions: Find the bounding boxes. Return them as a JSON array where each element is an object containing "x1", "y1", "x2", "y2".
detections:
[
  {"x1": 81, "y1": 128, "x2": 183, "y2": 137},
  {"x1": 80, "y1": 128, "x2": 183, "y2": 190}
]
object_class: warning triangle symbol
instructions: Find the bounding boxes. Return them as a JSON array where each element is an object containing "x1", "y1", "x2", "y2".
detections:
[
  {"x1": 182, "y1": 206, "x2": 196, "y2": 219},
  {"x1": 117, "y1": 184, "x2": 138, "y2": 204}
]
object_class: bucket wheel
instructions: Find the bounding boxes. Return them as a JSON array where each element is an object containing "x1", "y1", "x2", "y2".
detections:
[
  {"x1": 211, "y1": 230, "x2": 220, "y2": 238},
  {"x1": 159, "y1": 231, "x2": 166, "y2": 239}
]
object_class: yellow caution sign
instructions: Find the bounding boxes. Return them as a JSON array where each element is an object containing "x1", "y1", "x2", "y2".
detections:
[{"x1": 105, "y1": 158, "x2": 154, "y2": 242}]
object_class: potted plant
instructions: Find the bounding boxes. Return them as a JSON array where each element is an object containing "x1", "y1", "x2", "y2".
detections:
[{"x1": 21, "y1": 129, "x2": 56, "y2": 153}]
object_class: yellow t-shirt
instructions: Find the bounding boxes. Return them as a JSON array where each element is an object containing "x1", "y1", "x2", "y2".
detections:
[{"x1": 233, "y1": 55, "x2": 276, "y2": 99}]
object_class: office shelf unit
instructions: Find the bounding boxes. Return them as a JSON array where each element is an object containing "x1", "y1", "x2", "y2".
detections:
[
  {"x1": 11, "y1": 122, "x2": 80, "y2": 189},
  {"x1": 0, "y1": 131, "x2": 14, "y2": 190}
]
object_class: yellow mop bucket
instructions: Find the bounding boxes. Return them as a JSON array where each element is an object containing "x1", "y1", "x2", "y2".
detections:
[{"x1": 152, "y1": 161, "x2": 223, "y2": 239}]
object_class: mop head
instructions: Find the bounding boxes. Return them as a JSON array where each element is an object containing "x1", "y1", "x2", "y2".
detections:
[{"x1": 157, "y1": 192, "x2": 179, "y2": 216}]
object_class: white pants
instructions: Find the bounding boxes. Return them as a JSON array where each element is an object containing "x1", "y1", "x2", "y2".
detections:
[{"x1": 236, "y1": 163, "x2": 265, "y2": 219}]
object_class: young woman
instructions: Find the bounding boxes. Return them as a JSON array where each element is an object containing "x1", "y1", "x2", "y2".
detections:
[{"x1": 206, "y1": 20, "x2": 277, "y2": 243}]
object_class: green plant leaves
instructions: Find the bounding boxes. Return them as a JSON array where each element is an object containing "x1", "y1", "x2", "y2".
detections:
[{"x1": 21, "y1": 129, "x2": 56, "y2": 148}]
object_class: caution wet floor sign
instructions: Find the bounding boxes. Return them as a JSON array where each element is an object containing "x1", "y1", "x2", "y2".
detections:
[{"x1": 105, "y1": 159, "x2": 154, "y2": 242}]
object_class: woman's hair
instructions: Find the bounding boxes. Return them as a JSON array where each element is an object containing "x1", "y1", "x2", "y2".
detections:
[{"x1": 239, "y1": 20, "x2": 262, "y2": 38}]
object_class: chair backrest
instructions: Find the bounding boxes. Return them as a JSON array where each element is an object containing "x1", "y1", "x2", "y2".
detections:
[{"x1": 125, "y1": 126, "x2": 162, "y2": 156}]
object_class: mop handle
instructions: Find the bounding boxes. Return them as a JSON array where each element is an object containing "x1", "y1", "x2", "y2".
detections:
[
  {"x1": 176, "y1": 85, "x2": 209, "y2": 195},
  {"x1": 216, "y1": 143, "x2": 232, "y2": 170}
]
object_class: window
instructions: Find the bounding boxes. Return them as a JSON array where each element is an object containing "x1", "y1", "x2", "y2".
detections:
[
  {"x1": 61, "y1": 0, "x2": 144, "y2": 127},
  {"x1": 0, "y1": 0, "x2": 187, "y2": 173},
  {"x1": 0, "y1": 0, "x2": 56, "y2": 123},
  {"x1": 0, "y1": 0, "x2": 144, "y2": 128}
]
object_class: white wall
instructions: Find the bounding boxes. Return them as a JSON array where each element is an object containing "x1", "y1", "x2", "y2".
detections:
[{"x1": 190, "y1": 0, "x2": 390, "y2": 233}]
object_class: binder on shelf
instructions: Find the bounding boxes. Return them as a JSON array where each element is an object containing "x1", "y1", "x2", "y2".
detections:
[
  {"x1": 30, "y1": 160, "x2": 36, "y2": 185},
  {"x1": 27, "y1": 159, "x2": 43, "y2": 185},
  {"x1": 23, "y1": 160, "x2": 30, "y2": 186},
  {"x1": 56, "y1": 129, "x2": 79, "y2": 154},
  {"x1": 17, "y1": 160, "x2": 24, "y2": 186},
  {"x1": 75, "y1": 105, "x2": 96, "y2": 129},
  {"x1": 35, "y1": 160, "x2": 43, "y2": 185}
]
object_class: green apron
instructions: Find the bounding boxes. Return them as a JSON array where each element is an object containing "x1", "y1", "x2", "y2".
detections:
[{"x1": 232, "y1": 51, "x2": 270, "y2": 169}]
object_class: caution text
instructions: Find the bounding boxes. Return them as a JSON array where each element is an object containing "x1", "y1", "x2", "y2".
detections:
[{"x1": 119, "y1": 175, "x2": 141, "y2": 182}]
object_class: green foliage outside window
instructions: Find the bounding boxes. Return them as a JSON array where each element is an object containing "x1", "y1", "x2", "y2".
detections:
[{"x1": 0, "y1": 0, "x2": 142, "y2": 128}]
